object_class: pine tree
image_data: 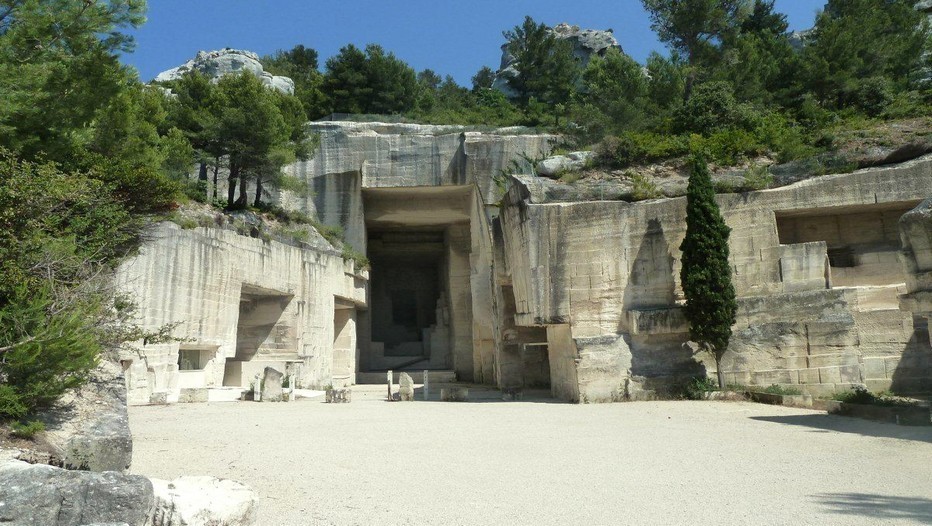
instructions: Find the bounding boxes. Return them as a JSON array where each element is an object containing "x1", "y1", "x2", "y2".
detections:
[{"x1": 679, "y1": 154, "x2": 738, "y2": 388}]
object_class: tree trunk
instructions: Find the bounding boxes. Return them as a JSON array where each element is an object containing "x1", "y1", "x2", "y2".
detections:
[
  {"x1": 212, "y1": 159, "x2": 220, "y2": 200},
  {"x1": 227, "y1": 164, "x2": 238, "y2": 208},
  {"x1": 715, "y1": 355, "x2": 726, "y2": 389},
  {"x1": 197, "y1": 162, "x2": 208, "y2": 181},
  {"x1": 235, "y1": 174, "x2": 248, "y2": 207},
  {"x1": 254, "y1": 176, "x2": 263, "y2": 208}
]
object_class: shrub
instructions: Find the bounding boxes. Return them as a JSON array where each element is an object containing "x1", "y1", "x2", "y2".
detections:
[
  {"x1": 761, "y1": 384, "x2": 802, "y2": 396},
  {"x1": 10, "y1": 420, "x2": 45, "y2": 439},
  {"x1": 342, "y1": 246, "x2": 370, "y2": 271},
  {"x1": 630, "y1": 172, "x2": 663, "y2": 200},
  {"x1": 672, "y1": 81, "x2": 760, "y2": 134},
  {"x1": 0, "y1": 287, "x2": 101, "y2": 420},
  {"x1": 742, "y1": 164, "x2": 774, "y2": 191},
  {"x1": 682, "y1": 376, "x2": 718, "y2": 400},
  {"x1": 594, "y1": 133, "x2": 687, "y2": 169},
  {"x1": 849, "y1": 76, "x2": 895, "y2": 117},
  {"x1": 832, "y1": 385, "x2": 876, "y2": 404}
]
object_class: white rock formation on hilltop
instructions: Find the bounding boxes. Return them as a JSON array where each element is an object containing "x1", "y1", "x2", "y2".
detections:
[
  {"x1": 493, "y1": 23, "x2": 621, "y2": 97},
  {"x1": 154, "y1": 48, "x2": 295, "y2": 94}
]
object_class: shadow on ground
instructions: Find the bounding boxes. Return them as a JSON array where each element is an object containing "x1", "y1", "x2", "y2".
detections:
[
  {"x1": 813, "y1": 493, "x2": 932, "y2": 524},
  {"x1": 750, "y1": 414, "x2": 932, "y2": 443}
]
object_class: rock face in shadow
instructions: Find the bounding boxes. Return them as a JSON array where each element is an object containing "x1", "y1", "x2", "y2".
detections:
[
  {"x1": 0, "y1": 459, "x2": 154, "y2": 526},
  {"x1": 37, "y1": 359, "x2": 133, "y2": 472}
]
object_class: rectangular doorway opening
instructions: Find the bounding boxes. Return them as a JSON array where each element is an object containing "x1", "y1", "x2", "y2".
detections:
[
  {"x1": 223, "y1": 284, "x2": 294, "y2": 387},
  {"x1": 368, "y1": 230, "x2": 447, "y2": 364},
  {"x1": 361, "y1": 185, "x2": 474, "y2": 377},
  {"x1": 776, "y1": 201, "x2": 919, "y2": 288}
]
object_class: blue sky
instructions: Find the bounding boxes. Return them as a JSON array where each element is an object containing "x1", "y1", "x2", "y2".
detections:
[{"x1": 124, "y1": 0, "x2": 825, "y2": 86}]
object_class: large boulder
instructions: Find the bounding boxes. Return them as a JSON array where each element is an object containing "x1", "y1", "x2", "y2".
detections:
[
  {"x1": 493, "y1": 23, "x2": 621, "y2": 97},
  {"x1": 154, "y1": 49, "x2": 295, "y2": 94},
  {"x1": 150, "y1": 476, "x2": 258, "y2": 526},
  {"x1": 0, "y1": 459, "x2": 154, "y2": 526},
  {"x1": 37, "y1": 359, "x2": 133, "y2": 472}
]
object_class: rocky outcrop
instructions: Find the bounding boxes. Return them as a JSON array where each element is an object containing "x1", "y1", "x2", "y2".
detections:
[
  {"x1": 536, "y1": 151, "x2": 592, "y2": 177},
  {"x1": 154, "y1": 49, "x2": 295, "y2": 94},
  {"x1": 150, "y1": 476, "x2": 258, "y2": 526},
  {"x1": 492, "y1": 23, "x2": 621, "y2": 97},
  {"x1": 899, "y1": 198, "x2": 932, "y2": 322},
  {"x1": 0, "y1": 459, "x2": 154, "y2": 526},
  {"x1": 37, "y1": 360, "x2": 133, "y2": 473}
]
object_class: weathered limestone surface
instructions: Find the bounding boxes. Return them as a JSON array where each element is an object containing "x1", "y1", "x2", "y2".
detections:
[
  {"x1": 260, "y1": 367, "x2": 284, "y2": 402},
  {"x1": 501, "y1": 155, "x2": 932, "y2": 401},
  {"x1": 120, "y1": 118, "x2": 932, "y2": 404},
  {"x1": 277, "y1": 122, "x2": 555, "y2": 251},
  {"x1": 899, "y1": 198, "x2": 932, "y2": 392},
  {"x1": 150, "y1": 476, "x2": 258, "y2": 526},
  {"x1": 38, "y1": 360, "x2": 133, "y2": 472},
  {"x1": 0, "y1": 460, "x2": 154, "y2": 526},
  {"x1": 398, "y1": 372, "x2": 414, "y2": 401},
  {"x1": 154, "y1": 49, "x2": 294, "y2": 94},
  {"x1": 115, "y1": 222, "x2": 366, "y2": 404}
]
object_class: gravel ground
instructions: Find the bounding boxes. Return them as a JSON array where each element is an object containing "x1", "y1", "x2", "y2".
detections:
[{"x1": 129, "y1": 389, "x2": 932, "y2": 526}]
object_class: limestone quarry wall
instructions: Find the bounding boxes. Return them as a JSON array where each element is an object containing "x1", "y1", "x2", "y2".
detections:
[
  {"x1": 277, "y1": 122, "x2": 555, "y2": 251},
  {"x1": 501, "y1": 156, "x2": 932, "y2": 401},
  {"x1": 115, "y1": 222, "x2": 366, "y2": 404}
]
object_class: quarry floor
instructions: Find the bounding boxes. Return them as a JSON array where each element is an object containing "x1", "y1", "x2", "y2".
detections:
[{"x1": 129, "y1": 386, "x2": 932, "y2": 526}]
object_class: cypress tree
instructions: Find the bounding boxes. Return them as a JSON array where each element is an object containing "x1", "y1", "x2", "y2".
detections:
[{"x1": 679, "y1": 154, "x2": 738, "y2": 388}]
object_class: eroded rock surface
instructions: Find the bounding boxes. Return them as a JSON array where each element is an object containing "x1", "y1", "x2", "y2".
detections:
[
  {"x1": 37, "y1": 359, "x2": 133, "y2": 472},
  {"x1": 0, "y1": 460, "x2": 154, "y2": 526},
  {"x1": 150, "y1": 476, "x2": 258, "y2": 526},
  {"x1": 154, "y1": 49, "x2": 295, "y2": 94}
]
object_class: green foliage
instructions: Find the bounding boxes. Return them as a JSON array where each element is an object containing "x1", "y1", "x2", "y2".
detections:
[
  {"x1": 629, "y1": 172, "x2": 664, "y2": 201},
  {"x1": 503, "y1": 16, "x2": 578, "y2": 109},
  {"x1": 262, "y1": 45, "x2": 329, "y2": 120},
  {"x1": 761, "y1": 384, "x2": 802, "y2": 395},
  {"x1": 324, "y1": 43, "x2": 418, "y2": 115},
  {"x1": 673, "y1": 81, "x2": 758, "y2": 134},
  {"x1": 802, "y1": 0, "x2": 926, "y2": 112},
  {"x1": 741, "y1": 164, "x2": 774, "y2": 191},
  {"x1": 471, "y1": 66, "x2": 496, "y2": 91},
  {"x1": 642, "y1": 0, "x2": 747, "y2": 99},
  {"x1": 342, "y1": 246, "x2": 371, "y2": 271},
  {"x1": 594, "y1": 133, "x2": 689, "y2": 168},
  {"x1": 10, "y1": 420, "x2": 46, "y2": 439},
  {"x1": 682, "y1": 376, "x2": 718, "y2": 400},
  {"x1": 0, "y1": 0, "x2": 147, "y2": 163},
  {"x1": 679, "y1": 155, "x2": 738, "y2": 388}
]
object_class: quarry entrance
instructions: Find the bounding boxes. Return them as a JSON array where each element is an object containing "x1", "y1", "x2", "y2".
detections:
[{"x1": 358, "y1": 186, "x2": 474, "y2": 380}]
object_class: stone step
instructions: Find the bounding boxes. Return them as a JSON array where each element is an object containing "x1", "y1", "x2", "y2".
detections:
[{"x1": 355, "y1": 370, "x2": 456, "y2": 384}]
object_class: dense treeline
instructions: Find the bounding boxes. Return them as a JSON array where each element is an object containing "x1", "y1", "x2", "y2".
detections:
[{"x1": 0, "y1": 0, "x2": 928, "y2": 423}]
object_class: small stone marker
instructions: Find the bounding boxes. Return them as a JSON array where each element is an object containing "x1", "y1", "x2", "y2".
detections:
[
  {"x1": 398, "y1": 372, "x2": 414, "y2": 401},
  {"x1": 261, "y1": 367, "x2": 284, "y2": 402},
  {"x1": 423, "y1": 370, "x2": 430, "y2": 401},
  {"x1": 386, "y1": 370, "x2": 393, "y2": 401},
  {"x1": 440, "y1": 387, "x2": 469, "y2": 402},
  {"x1": 326, "y1": 388, "x2": 352, "y2": 403}
]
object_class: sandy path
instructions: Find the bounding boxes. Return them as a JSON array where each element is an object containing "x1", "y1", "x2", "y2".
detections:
[{"x1": 129, "y1": 391, "x2": 932, "y2": 526}]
